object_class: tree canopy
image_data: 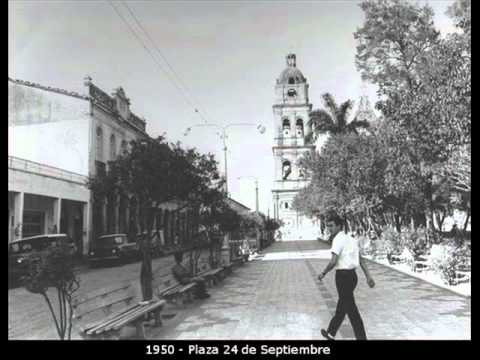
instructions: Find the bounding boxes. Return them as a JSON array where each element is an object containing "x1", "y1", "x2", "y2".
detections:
[{"x1": 295, "y1": 0, "x2": 470, "y2": 237}]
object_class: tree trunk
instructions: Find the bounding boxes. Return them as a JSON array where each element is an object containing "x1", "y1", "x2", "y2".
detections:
[
  {"x1": 463, "y1": 211, "x2": 470, "y2": 233},
  {"x1": 139, "y1": 205, "x2": 154, "y2": 301},
  {"x1": 42, "y1": 292, "x2": 61, "y2": 340},
  {"x1": 394, "y1": 214, "x2": 401, "y2": 233}
]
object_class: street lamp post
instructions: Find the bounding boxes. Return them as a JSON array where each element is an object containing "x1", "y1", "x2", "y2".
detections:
[
  {"x1": 184, "y1": 123, "x2": 265, "y2": 195},
  {"x1": 238, "y1": 176, "x2": 259, "y2": 213}
]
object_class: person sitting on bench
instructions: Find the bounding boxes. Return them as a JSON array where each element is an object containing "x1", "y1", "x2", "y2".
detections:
[{"x1": 172, "y1": 252, "x2": 210, "y2": 299}]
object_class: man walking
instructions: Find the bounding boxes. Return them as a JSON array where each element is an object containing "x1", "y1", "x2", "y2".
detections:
[{"x1": 317, "y1": 212, "x2": 375, "y2": 340}]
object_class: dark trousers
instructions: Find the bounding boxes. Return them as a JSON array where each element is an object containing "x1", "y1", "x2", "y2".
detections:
[
  {"x1": 327, "y1": 269, "x2": 367, "y2": 340},
  {"x1": 192, "y1": 277, "x2": 208, "y2": 297}
]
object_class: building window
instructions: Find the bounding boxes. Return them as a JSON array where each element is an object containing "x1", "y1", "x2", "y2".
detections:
[
  {"x1": 95, "y1": 160, "x2": 106, "y2": 177},
  {"x1": 22, "y1": 210, "x2": 45, "y2": 237},
  {"x1": 282, "y1": 160, "x2": 292, "y2": 180},
  {"x1": 282, "y1": 118, "x2": 291, "y2": 137},
  {"x1": 287, "y1": 88, "x2": 297, "y2": 97},
  {"x1": 288, "y1": 77, "x2": 295, "y2": 84},
  {"x1": 296, "y1": 118, "x2": 304, "y2": 137},
  {"x1": 110, "y1": 134, "x2": 116, "y2": 160},
  {"x1": 121, "y1": 140, "x2": 127, "y2": 155},
  {"x1": 285, "y1": 202, "x2": 289, "y2": 209},
  {"x1": 96, "y1": 126, "x2": 104, "y2": 161}
]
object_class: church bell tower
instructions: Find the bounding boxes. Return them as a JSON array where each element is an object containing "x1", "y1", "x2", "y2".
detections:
[{"x1": 271, "y1": 54, "x2": 318, "y2": 241}]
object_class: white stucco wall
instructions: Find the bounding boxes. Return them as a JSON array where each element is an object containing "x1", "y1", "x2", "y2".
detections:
[
  {"x1": 8, "y1": 82, "x2": 90, "y2": 175},
  {"x1": 8, "y1": 119, "x2": 90, "y2": 176}
]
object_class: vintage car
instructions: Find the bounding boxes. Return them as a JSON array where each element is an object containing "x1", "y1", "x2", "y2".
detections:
[
  {"x1": 88, "y1": 234, "x2": 140, "y2": 267},
  {"x1": 8, "y1": 234, "x2": 76, "y2": 286}
]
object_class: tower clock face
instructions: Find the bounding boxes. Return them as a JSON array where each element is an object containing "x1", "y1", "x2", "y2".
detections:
[{"x1": 287, "y1": 88, "x2": 297, "y2": 97}]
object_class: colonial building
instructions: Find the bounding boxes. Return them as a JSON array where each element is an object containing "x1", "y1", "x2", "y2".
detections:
[
  {"x1": 8, "y1": 77, "x2": 148, "y2": 255},
  {"x1": 271, "y1": 54, "x2": 319, "y2": 241}
]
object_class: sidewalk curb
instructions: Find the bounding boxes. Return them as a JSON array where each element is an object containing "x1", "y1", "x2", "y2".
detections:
[{"x1": 364, "y1": 257, "x2": 471, "y2": 299}]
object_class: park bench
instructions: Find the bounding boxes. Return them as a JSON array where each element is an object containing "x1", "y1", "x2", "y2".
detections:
[
  {"x1": 453, "y1": 270, "x2": 471, "y2": 285},
  {"x1": 153, "y1": 268, "x2": 196, "y2": 306},
  {"x1": 454, "y1": 250, "x2": 471, "y2": 284},
  {"x1": 413, "y1": 254, "x2": 431, "y2": 272},
  {"x1": 72, "y1": 282, "x2": 166, "y2": 339},
  {"x1": 195, "y1": 258, "x2": 226, "y2": 286},
  {"x1": 232, "y1": 256, "x2": 245, "y2": 266}
]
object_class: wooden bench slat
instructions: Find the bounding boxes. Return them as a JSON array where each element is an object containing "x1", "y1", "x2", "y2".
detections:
[
  {"x1": 83, "y1": 306, "x2": 138, "y2": 335},
  {"x1": 86, "y1": 304, "x2": 142, "y2": 335},
  {"x1": 111, "y1": 300, "x2": 166, "y2": 331},
  {"x1": 158, "y1": 284, "x2": 181, "y2": 296},
  {"x1": 74, "y1": 281, "x2": 169, "y2": 339},
  {"x1": 75, "y1": 293, "x2": 135, "y2": 319},
  {"x1": 96, "y1": 304, "x2": 152, "y2": 334},
  {"x1": 179, "y1": 283, "x2": 196, "y2": 292},
  {"x1": 88, "y1": 299, "x2": 166, "y2": 335},
  {"x1": 73, "y1": 283, "x2": 131, "y2": 307}
]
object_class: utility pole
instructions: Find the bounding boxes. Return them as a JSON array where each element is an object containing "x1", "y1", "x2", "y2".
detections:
[
  {"x1": 238, "y1": 176, "x2": 259, "y2": 213},
  {"x1": 255, "y1": 179, "x2": 259, "y2": 213},
  {"x1": 185, "y1": 123, "x2": 265, "y2": 197}
]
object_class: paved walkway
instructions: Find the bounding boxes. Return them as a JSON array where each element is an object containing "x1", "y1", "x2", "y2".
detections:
[
  {"x1": 148, "y1": 241, "x2": 471, "y2": 340},
  {"x1": 9, "y1": 240, "x2": 470, "y2": 340}
]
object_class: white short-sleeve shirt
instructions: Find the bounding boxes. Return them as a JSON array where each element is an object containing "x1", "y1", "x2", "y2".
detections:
[{"x1": 331, "y1": 231, "x2": 360, "y2": 270}]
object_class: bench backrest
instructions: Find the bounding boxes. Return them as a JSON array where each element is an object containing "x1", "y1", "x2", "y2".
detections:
[{"x1": 72, "y1": 282, "x2": 137, "y2": 325}]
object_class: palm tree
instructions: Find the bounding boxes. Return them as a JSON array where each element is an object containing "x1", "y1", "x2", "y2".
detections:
[{"x1": 306, "y1": 93, "x2": 370, "y2": 143}]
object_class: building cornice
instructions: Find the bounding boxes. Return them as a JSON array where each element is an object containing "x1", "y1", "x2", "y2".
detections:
[
  {"x1": 8, "y1": 77, "x2": 148, "y2": 137},
  {"x1": 271, "y1": 189, "x2": 302, "y2": 194},
  {"x1": 8, "y1": 77, "x2": 89, "y2": 101},
  {"x1": 272, "y1": 145, "x2": 315, "y2": 150},
  {"x1": 273, "y1": 103, "x2": 312, "y2": 109}
]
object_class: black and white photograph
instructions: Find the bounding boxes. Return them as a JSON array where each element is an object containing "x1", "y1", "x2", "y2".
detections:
[{"x1": 8, "y1": 0, "x2": 470, "y2": 343}]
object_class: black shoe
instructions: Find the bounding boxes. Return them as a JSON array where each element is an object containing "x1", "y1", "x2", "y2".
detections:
[
  {"x1": 321, "y1": 329, "x2": 335, "y2": 340},
  {"x1": 198, "y1": 293, "x2": 210, "y2": 299}
]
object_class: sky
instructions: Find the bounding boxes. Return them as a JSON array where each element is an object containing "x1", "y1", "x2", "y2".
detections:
[{"x1": 8, "y1": 0, "x2": 456, "y2": 215}]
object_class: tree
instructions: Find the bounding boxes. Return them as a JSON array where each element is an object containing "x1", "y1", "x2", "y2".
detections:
[
  {"x1": 23, "y1": 243, "x2": 80, "y2": 340},
  {"x1": 355, "y1": 0, "x2": 439, "y2": 94},
  {"x1": 354, "y1": 0, "x2": 470, "y2": 237},
  {"x1": 307, "y1": 93, "x2": 369, "y2": 142},
  {"x1": 447, "y1": 0, "x2": 471, "y2": 36},
  {"x1": 89, "y1": 136, "x2": 223, "y2": 301}
]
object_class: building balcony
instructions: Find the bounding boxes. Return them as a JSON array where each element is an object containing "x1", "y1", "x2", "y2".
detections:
[
  {"x1": 272, "y1": 179, "x2": 309, "y2": 192},
  {"x1": 8, "y1": 156, "x2": 88, "y2": 185}
]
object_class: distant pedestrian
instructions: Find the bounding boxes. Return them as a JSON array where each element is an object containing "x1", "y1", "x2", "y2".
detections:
[
  {"x1": 451, "y1": 224, "x2": 462, "y2": 247},
  {"x1": 317, "y1": 212, "x2": 375, "y2": 340},
  {"x1": 239, "y1": 239, "x2": 251, "y2": 262}
]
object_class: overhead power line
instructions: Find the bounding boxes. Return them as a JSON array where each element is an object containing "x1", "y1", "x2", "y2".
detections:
[
  {"x1": 120, "y1": 1, "x2": 211, "y2": 124},
  {"x1": 107, "y1": 0, "x2": 209, "y2": 123}
]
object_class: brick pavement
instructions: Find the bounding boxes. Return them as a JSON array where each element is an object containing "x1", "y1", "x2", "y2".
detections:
[
  {"x1": 9, "y1": 240, "x2": 471, "y2": 340},
  {"x1": 8, "y1": 255, "x2": 178, "y2": 339},
  {"x1": 147, "y1": 240, "x2": 471, "y2": 340}
]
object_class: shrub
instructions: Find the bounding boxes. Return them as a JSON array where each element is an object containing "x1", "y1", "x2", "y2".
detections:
[
  {"x1": 22, "y1": 243, "x2": 80, "y2": 340},
  {"x1": 381, "y1": 227, "x2": 403, "y2": 262},
  {"x1": 429, "y1": 244, "x2": 468, "y2": 286}
]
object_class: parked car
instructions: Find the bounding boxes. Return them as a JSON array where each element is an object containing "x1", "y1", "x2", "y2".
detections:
[
  {"x1": 8, "y1": 234, "x2": 76, "y2": 286},
  {"x1": 88, "y1": 234, "x2": 140, "y2": 267}
]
